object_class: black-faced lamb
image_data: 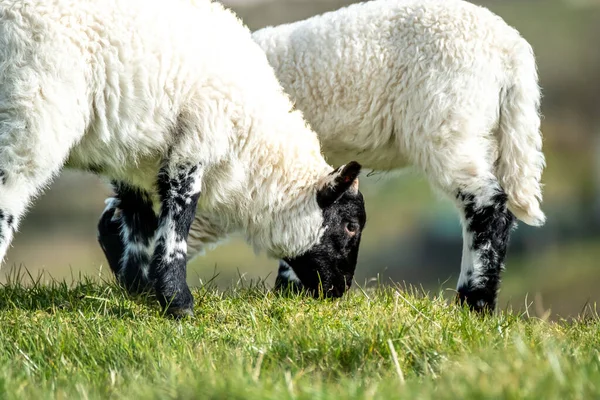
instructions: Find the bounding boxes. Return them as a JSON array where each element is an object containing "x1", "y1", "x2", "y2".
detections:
[
  {"x1": 99, "y1": 0, "x2": 545, "y2": 312},
  {"x1": 0, "y1": 0, "x2": 367, "y2": 316}
]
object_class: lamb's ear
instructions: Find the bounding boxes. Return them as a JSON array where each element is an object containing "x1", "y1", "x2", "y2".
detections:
[{"x1": 316, "y1": 161, "x2": 362, "y2": 208}]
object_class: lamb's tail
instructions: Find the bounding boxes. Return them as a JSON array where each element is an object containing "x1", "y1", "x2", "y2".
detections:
[{"x1": 496, "y1": 38, "x2": 546, "y2": 226}]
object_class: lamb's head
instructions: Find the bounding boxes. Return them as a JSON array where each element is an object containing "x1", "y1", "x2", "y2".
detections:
[{"x1": 283, "y1": 161, "x2": 366, "y2": 298}]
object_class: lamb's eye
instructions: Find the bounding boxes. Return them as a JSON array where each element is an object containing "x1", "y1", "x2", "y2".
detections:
[{"x1": 344, "y1": 222, "x2": 359, "y2": 236}]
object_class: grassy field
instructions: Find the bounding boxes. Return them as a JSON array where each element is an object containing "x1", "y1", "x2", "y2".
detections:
[{"x1": 0, "y1": 275, "x2": 599, "y2": 399}]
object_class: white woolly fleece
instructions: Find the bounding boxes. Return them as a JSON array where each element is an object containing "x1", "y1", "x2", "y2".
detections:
[
  {"x1": 0, "y1": 0, "x2": 337, "y2": 263},
  {"x1": 187, "y1": 0, "x2": 546, "y2": 270},
  {"x1": 252, "y1": 0, "x2": 546, "y2": 226}
]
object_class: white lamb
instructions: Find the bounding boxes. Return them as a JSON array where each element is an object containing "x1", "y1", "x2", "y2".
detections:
[
  {"x1": 0, "y1": 0, "x2": 367, "y2": 316},
  {"x1": 258, "y1": 0, "x2": 546, "y2": 312},
  {"x1": 98, "y1": 0, "x2": 546, "y2": 312}
]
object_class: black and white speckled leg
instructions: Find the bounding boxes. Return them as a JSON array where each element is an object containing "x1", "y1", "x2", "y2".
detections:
[
  {"x1": 150, "y1": 161, "x2": 203, "y2": 317},
  {"x1": 456, "y1": 185, "x2": 516, "y2": 313},
  {"x1": 98, "y1": 182, "x2": 158, "y2": 295}
]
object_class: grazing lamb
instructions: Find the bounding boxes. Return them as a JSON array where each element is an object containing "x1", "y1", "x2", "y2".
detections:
[
  {"x1": 0, "y1": 0, "x2": 367, "y2": 316},
  {"x1": 98, "y1": 0, "x2": 545, "y2": 312}
]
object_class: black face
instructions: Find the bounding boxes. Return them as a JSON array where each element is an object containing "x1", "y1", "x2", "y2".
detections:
[{"x1": 284, "y1": 161, "x2": 366, "y2": 298}]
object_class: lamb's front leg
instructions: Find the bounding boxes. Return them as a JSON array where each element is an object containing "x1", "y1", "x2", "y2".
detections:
[
  {"x1": 97, "y1": 182, "x2": 158, "y2": 294},
  {"x1": 150, "y1": 161, "x2": 203, "y2": 317}
]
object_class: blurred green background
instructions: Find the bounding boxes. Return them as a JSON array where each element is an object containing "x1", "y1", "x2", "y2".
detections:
[{"x1": 2, "y1": 0, "x2": 598, "y2": 319}]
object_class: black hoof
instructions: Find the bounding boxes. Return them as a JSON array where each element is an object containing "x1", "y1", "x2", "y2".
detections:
[
  {"x1": 158, "y1": 286, "x2": 195, "y2": 319},
  {"x1": 165, "y1": 306, "x2": 195, "y2": 319},
  {"x1": 456, "y1": 286, "x2": 497, "y2": 314}
]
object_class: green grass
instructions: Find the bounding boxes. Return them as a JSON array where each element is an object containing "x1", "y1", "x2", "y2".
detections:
[{"x1": 0, "y1": 275, "x2": 599, "y2": 399}]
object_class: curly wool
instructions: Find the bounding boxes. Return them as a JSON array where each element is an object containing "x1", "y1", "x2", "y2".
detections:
[
  {"x1": 0, "y1": 0, "x2": 336, "y2": 263},
  {"x1": 253, "y1": 0, "x2": 545, "y2": 226}
]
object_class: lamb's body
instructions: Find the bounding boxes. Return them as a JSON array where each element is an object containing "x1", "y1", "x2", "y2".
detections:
[
  {"x1": 182, "y1": 0, "x2": 546, "y2": 311},
  {"x1": 251, "y1": 0, "x2": 544, "y2": 223},
  {"x1": 0, "y1": 0, "x2": 366, "y2": 315}
]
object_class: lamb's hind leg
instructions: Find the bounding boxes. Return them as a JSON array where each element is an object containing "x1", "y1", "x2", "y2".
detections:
[
  {"x1": 98, "y1": 182, "x2": 158, "y2": 294},
  {"x1": 417, "y1": 132, "x2": 516, "y2": 313},
  {"x1": 150, "y1": 160, "x2": 203, "y2": 317},
  {"x1": 455, "y1": 186, "x2": 515, "y2": 312}
]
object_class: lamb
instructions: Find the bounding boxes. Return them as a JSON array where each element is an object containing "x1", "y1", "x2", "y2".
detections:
[
  {"x1": 0, "y1": 0, "x2": 366, "y2": 317},
  {"x1": 98, "y1": 0, "x2": 545, "y2": 312}
]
